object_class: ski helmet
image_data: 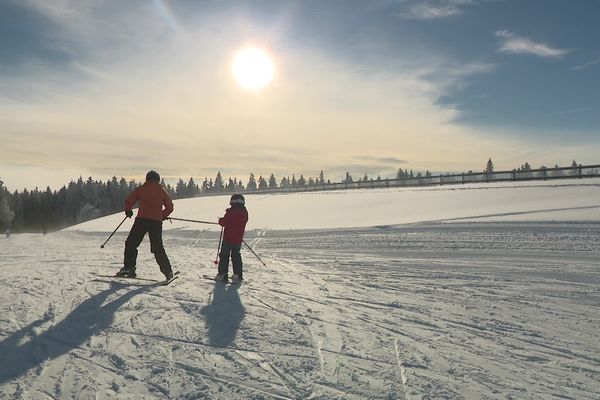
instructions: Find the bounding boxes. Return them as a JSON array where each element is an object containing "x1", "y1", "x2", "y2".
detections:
[
  {"x1": 146, "y1": 170, "x2": 160, "y2": 182},
  {"x1": 230, "y1": 193, "x2": 245, "y2": 206}
]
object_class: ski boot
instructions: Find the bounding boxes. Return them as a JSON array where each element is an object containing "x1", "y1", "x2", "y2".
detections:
[{"x1": 116, "y1": 267, "x2": 137, "y2": 278}]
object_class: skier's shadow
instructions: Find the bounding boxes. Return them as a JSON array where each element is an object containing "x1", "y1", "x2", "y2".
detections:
[
  {"x1": 200, "y1": 283, "x2": 246, "y2": 348},
  {"x1": 0, "y1": 281, "x2": 151, "y2": 384}
]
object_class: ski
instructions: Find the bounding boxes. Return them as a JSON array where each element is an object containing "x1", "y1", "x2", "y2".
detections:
[
  {"x1": 202, "y1": 274, "x2": 245, "y2": 285},
  {"x1": 96, "y1": 274, "x2": 159, "y2": 282},
  {"x1": 163, "y1": 271, "x2": 180, "y2": 286},
  {"x1": 96, "y1": 270, "x2": 180, "y2": 285}
]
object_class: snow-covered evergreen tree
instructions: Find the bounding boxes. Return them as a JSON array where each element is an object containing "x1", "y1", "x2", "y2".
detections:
[
  {"x1": 214, "y1": 172, "x2": 224, "y2": 192},
  {"x1": 484, "y1": 158, "x2": 494, "y2": 176},
  {"x1": 247, "y1": 173, "x2": 257, "y2": 191},
  {"x1": 344, "y1": 172, "x2": 353, "y2": 183},
  {"x1": 268, "y1": 174, "x2": 278, "y2": 189},
  {"x1": 176, "y1": 179, "x2": 187, "y2": 198},
  {"x1": 258, "y1": 175, "x2": 268, "y2": 190},
  {"x1": 298, "y1": 175, "x2": 306, "y2": 187}
]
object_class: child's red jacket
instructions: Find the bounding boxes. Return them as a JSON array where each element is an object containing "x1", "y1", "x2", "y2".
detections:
[{"x1": 218, "y1": 206, "x2": 248, "y2": 244}]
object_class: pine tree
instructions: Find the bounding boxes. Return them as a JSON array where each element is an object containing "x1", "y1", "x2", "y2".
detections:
[
  {"x1": 268, "y1": 174, "x2": 278, "y2": 189},
  {"x1": 319, "y1": 170, "x2": 325, "y2": 185},
  {"x1": 176, "y1": 179, "x2": 187, "y2": 198},
  {"x1": 187, "y1": 178, "x2": 198, "y2": 197},
  {"x1": 214, "y1": 172, "x2": 224, "y2": 192},
  {"x1": 247, "y1": 173, "x2": 257, "y2": 191},
  {"x1": 258, "y1": 175, "x2": 268, "y2": 190},
  {"x1": 485, "y1": 158, "x2": 494, "y2": 176},
  {"x1": 0, "y1": 178, "x2": 15, "y2": 231},
  {"x1": 344, "y1": 172, "x2": 353, "y2": 183},
  {"x1": 298, "y1": 175, "x2": 306, "y2": 187},
  {"x1": 570, "y1": 160, "x2": 578, "y2": 175},
  {"x1": 227, "y1": 178, "x2": 236, "y2": 192},
  {"x1": 201, "y1": 178, "x2": 209, "y2": 192}
]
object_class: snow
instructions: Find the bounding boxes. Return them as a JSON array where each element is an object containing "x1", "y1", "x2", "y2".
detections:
[
  {"x1": 2, "y1": 179, "x2": 600, "y2": 399},
  {"x1": 68, "y1": 179, "x2": 600, "y2": 232}
]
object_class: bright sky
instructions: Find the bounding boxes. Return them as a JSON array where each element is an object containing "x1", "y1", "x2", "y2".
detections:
[{"x1": 1, "y1": 0, "x2": 599, "y2": 191}]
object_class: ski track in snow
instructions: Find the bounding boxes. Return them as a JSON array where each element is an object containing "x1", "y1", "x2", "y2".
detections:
[{"x1": 1, "y1": 221, "x2": 600, "y2": 399}]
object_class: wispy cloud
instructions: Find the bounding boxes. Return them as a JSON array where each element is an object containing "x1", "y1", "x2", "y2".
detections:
[
  {"x1": 495, "y1": 30, "x2": 570, "y2": 59},
  {"x1": 572, "y1": 58, "x2": 600, "y2": 71},
  {"x1": 541, "y1": 107, "x2": 589, "y2": 118},
  {"x1": 418, "y1": 60, "x2": 495, "y2": 94},
  {"x1": 354, "y1": 156, "x2": 408, "y2": 164},
  {"x1": 399, "y1": 0, "x2": 474, "y2": 20}
]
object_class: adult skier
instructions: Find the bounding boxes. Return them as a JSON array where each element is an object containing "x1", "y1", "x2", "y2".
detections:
[
  {"x1": 215, "y1": 194, "x2": 248, "y2": 283},
  {"x1": 116, "y1": 170, "x2": 174, "y2": 280}
]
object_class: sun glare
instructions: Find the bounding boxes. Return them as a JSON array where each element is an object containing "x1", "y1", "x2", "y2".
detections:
[{"x1": 232, "y1": 47, "x2": 275, "y2": 90}]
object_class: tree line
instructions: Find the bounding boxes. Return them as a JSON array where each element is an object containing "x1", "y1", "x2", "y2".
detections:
[{"x1": 0, "y1": 159, "x2": 594, "y2": 233}]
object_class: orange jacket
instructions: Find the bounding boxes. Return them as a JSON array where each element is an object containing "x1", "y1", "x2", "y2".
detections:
[{"x1": 125, "y1": 182, "x2": 173, "y2": 222}]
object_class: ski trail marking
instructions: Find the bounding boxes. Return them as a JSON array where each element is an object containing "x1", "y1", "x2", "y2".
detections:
[
  {"x1": 302, "y1": 316, "x2": 325, "y2": 374},
  {"x1": 317, "y1": 339, "x2": 325, "y2": 374},
  {"x1": 248, "y1": 229, "x2": 267, "y2": 248},
  {"x1": 394, "y1": 338, "x2": 408, "y2": 388},
  {"x1": 174, "y1": 361, "x2": 294, "y2": 400}
]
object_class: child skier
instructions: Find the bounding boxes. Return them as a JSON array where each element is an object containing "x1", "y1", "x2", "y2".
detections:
[
  {"x1": 116, "y1": 170, "x2": 174, "y2": 281},
  {"x1": 216, "y1": 194, "x2": 249, "y2": 283}
]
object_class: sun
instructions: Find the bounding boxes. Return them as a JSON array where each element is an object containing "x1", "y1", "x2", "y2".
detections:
[{"x1": 231, "y1": 47, "x2": 275, "y2": 90}]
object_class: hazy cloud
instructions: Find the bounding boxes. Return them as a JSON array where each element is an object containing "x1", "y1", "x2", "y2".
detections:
[
  {"x1": 495, "y1": 30, "x2": 570, "y2": 59},
  {"x1": 572, "y1": 58, "x2": 600, "y2": 71},
  {"x1": 541, "y1": 107, "x2": 589, "y2": 118},
  {"x1": 354, "y1": 156, "x2": 408, "y2": 164},
  {"x1": 399, "y1": 0, "x2": 474, "y2": 20}
]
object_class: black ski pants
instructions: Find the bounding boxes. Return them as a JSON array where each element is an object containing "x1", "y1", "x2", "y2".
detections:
[
  {"x1": 124, "y1": 217, "x2": 172, "y2": 276},
  {"x1": 218, "y1": 241, "x2": 243, "y2": 278}
]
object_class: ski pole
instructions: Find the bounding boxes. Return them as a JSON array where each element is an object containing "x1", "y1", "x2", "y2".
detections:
[
  {"x1": 167, "y1": 217, "x2": 219, "y2": 225},
  {"x1": 100, "y1": 216, "x2": 128, "y2": 248},
  {"x1": 214, "y1": 226, "x2": 224, "y2": 265},
  {"x1": 243, "y1": 240, "x2": 267, "y2": 267}
]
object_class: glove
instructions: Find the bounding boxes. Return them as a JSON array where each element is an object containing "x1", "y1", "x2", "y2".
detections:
[{"x1": 125, "y1": 210, "x2": 133, "y2": 218}]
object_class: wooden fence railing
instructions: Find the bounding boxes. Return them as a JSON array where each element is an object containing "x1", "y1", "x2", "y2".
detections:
[{"x1": 195, "y1": 164, "x2": 600, "y2": 197}]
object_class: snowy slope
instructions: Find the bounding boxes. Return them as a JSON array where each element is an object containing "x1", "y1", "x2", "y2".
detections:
[
  {"x1": 2, "y1": 180, "x2": 600, "y2": 399},
  {"x1": 68, "y1": 179, "x2": 600, "y2": 233}
]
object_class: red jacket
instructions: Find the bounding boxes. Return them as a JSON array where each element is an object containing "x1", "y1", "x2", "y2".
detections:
[
  {"x1": 218, "y1": 206, "x2": 248, "y2": 244},
  {"x1": 125, "y1": 182, "x2": 173, "y2": 222}
]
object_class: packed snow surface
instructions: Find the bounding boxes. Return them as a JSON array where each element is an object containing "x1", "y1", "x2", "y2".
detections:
[{"x1": 2, "y1": 180, "x2": 600, "y2": 399}]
